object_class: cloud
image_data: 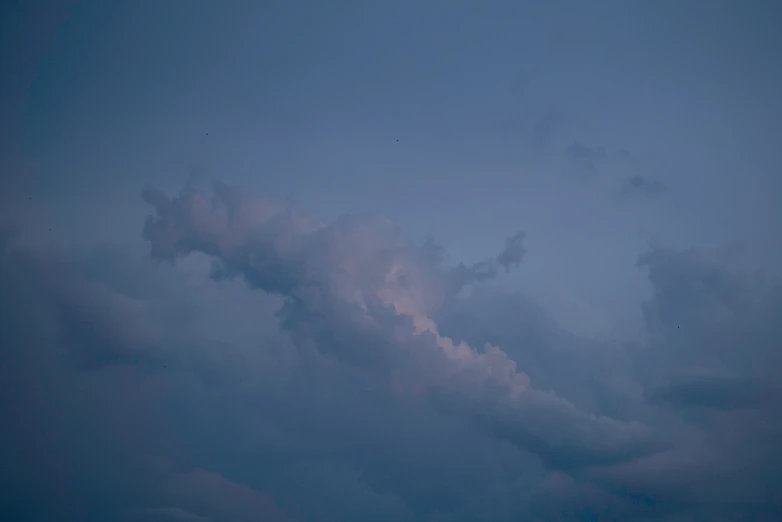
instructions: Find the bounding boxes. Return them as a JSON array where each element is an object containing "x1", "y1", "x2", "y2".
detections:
[
  {"x1": 564, "y1": 140, "x2": 606, "y2": 177},
  {"x1": 437, "y1": 288, "x2": 642, "y2": 420},
  {"x1": 647, "y1": 369, "x2": 773, "y2": 411},
  {"x1": 496, "y1": 231, "x2": 526, "y2": 272},
  {"x1": 443, "y1": 243, "x2": 782, "y2": 519},
  {"x1": 0, "y1": 238, "x2": 301, "y2": 522},
  {"x1": 137, "y1": 182, "x2": 782, "y2": 518},
  {"x1": 140, "y1": 181, "x2": 527, "y2": 381},
  {"x1": 558, "y1": 143, "x2": 667, "y2": 201},
  {"x1": 2, "y1": 182, "x2": 781, "y2": 521},
  {"x1": 635, "y1": 246, "x2": 782, "y2": 380},
  {"x1": 159, "y1": 468, "x2": 299, "y2": 522},
  {"x1": 1, "y1": 213, "x2": 521, "y2": 521},
  {"x1": 600, "y1": 245, "x2": 782, "y2": 519},
  {"x1": 622, "y1": 175, "x2": 667, "y2": 196},
  {"x1": 140, "y1": 182, "x2": 653, "y2": 471}
]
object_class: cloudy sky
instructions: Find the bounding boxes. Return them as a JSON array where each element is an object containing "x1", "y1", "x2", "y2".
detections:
[{"x1": 2, "y1": 1, "x2": 782, "y2": 521}]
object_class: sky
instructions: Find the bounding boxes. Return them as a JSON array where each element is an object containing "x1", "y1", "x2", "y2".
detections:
[{"x1": 1, "y1": 1, "x2": 781, "y2": 521}]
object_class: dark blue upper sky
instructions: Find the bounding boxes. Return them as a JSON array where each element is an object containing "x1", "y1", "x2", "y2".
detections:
[{"x1": 2, "y1": 1, "x2": 782, "y2": 521}]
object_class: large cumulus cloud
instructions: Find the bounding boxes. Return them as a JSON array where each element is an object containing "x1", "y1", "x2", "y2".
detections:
[
  {"x1": 141, "y1": 182, "x2": 653, "y2": 465},
  {"x1": 1, "y1": 181, "x2": 780, "y2": 521}
]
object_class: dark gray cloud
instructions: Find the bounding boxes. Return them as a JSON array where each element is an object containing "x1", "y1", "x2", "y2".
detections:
[
  {"x1": 604, "y1": 246, "x2": 782, "y2": 520},
  {"x1": 647, "y1": 370, "x2": 773, "y2": 411},
  {"x1": 496, "y1": 231, "x2": 526, "y2": 272}
]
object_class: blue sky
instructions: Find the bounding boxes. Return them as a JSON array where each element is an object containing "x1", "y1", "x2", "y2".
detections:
[{"x1": 2, "y1": 1, "x2": 782, "y2": 521}]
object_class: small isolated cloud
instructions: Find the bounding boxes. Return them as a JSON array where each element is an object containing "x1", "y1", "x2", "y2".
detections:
[
  {"x1": 622, "y1": 175, "x2": 667, "y2": 196},
  {"x1": 496, "y1": 231, "x2": 526, "y2": 272},
  {"x1": 564, "y1": 140, "x2": 606, "y2": 177}
]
